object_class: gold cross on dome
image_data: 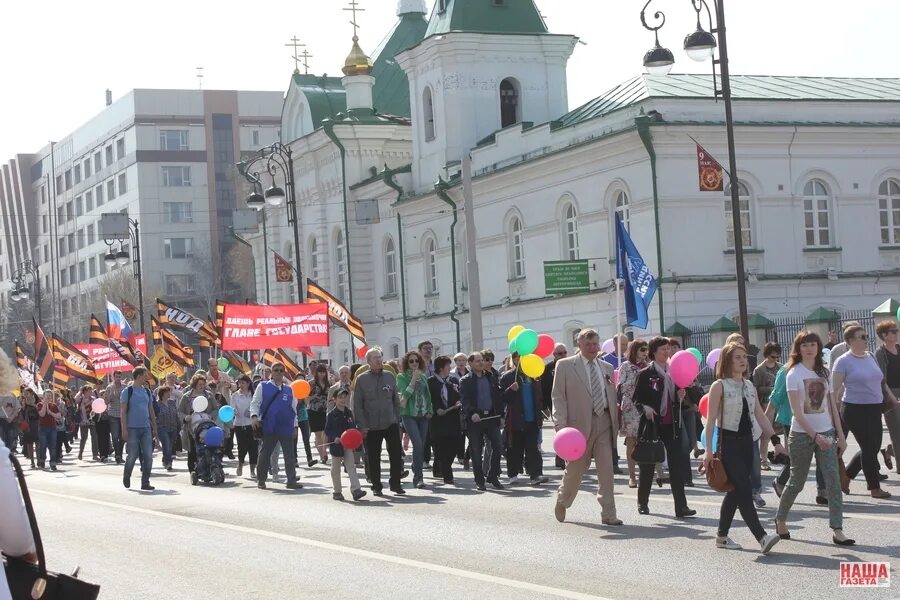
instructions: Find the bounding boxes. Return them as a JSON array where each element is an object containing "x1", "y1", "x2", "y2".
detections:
[
  {"x1": 285, "y1": 36, "x2": 306, "y2": 74},
  {"x1": 344, "y1": 0, "x2": 365, "y2": 39}
]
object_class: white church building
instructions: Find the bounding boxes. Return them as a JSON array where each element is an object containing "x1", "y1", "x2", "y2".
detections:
[{"x1": 246, "y1": 0, "x2": 900, "y2": 364}]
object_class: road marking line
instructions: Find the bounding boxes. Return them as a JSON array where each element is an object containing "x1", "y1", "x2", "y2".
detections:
[{"x1": 32, "y1": 489, "x2": 614, "y2": 600}]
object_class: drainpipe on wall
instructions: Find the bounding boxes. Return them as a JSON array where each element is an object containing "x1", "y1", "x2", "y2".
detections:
[
  {"x1": 435, "y1": 177, "x2": 461, "y2": 351},
  {"x1": 322, "y1": 121, "x2": 354, "y2": 312},
  {"x1": 383, "y1": 164, "x2": 412, "y2": 351},
  {"x1": 636, "y1": 114, "x2": 665, "y2": 331}
]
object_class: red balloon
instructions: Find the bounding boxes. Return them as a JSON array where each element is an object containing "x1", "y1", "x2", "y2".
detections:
[
  {"x1": 340, "y1": 428, "x2": 364, "y2": 450},
  {"x1": 698, "y1": 394, "x2": 710, "y2": 419},
  {"x1": 356, "y1": 344, "x2": 368, "y2": 360},
  {"x1": 535, "y1": 334, "x2": 555, "y2": 359}
]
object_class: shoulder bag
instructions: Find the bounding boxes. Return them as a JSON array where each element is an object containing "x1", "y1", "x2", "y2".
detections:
[
  {"x1": 632, "y1": 418, "x2": 665, "y2": 464},
  {"x1": 705, "y1": 384, "x2": 735, "y2": 493},
  {"x1": 3, "y1": 453, "x2": 101, "y2": 599}
]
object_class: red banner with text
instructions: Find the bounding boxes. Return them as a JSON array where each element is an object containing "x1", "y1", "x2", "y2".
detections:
[
  {"x1": 221, "y1": 303, "x2": 329, "y2": 351},
  {"x1": 75, "y1": 335, "x2": 148, "y2": 375}
]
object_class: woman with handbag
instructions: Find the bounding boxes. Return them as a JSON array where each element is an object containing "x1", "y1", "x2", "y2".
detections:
[
  {"x1": 633, "y1": 337, "x2": 696, "y2": 518},
  {"x1": 774, "y1": 331, "x2": 855, "y2": 545},
  {"x1": 618, "y1": 339, "x2": 648, "y2": 488},
  {"x1": 704, "y1": 342, "x2": 784, "y2": 554}
]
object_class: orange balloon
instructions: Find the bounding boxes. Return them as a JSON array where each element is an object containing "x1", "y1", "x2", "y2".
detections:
[{"x1": 291, "y1": 379, "x2": 311, "y2": 399}]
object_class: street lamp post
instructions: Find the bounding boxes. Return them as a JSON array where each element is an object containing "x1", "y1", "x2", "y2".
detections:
[
  {"x1": 9, "y1": 259, "x2": 41, "y2": 325},
  {"x1": 102, "y1": 217, "x2": 145, "y2": 335},
  {"x1": 640, "y1": 0, "x2": 750, "y2": 342}
]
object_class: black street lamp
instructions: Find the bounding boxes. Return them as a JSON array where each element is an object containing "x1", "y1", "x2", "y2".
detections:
[
  {"x1": 102, "y1": 217, "x2": 145, "y2": 335},
  {"x1": 640, "y1": 0, "x2": 750, "y2": 342},
  {"x1": 9, "y1": 259, "x2": 41, "y2": 325}
]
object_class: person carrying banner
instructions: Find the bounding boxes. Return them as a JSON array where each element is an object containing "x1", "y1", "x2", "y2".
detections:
[{"x1": 250, "y1": 363, "x2": 302, "y2": 490}]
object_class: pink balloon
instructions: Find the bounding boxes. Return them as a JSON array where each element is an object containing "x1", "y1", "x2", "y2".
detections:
[
  {"x1": 670, "y1": 350, "x2": 700, "y2": 388},
  {"x1": 553, "y1": 427, "x2": 587, "y2": 461},
  {"x1": 601, "y1": 338, "x2": 615, "y2": 354},
  {"x1": 706, "y1": 348, "x2": 722, "y2": 370},
  {"x1": 91, "y1": 398, "x2": 107, "y2": 414},
  {"x1": 535, "y1": 334, "x2": 555, "y2": 359},
  {"x1": 613, "y1": 368, "x2": 620, "y2": 386}
]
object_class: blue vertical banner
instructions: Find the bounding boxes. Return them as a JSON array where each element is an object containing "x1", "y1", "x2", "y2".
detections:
[{"x1": 615, "y1": 214, "x2": 658, "y2": 329}]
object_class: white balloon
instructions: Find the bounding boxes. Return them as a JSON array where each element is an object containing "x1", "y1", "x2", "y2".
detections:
[{"x1": 192, "y1": 395, "x2": 209, "y2": 413}]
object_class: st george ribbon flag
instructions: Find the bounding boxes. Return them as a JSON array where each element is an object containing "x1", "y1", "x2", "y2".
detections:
[{"x1": 615, "y1": 214, "x2": 658, "y2": 330}]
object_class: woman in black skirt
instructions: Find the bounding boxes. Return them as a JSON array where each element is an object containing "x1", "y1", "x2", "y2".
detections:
[{"x1": 308, "y1": 364, "x2": 331, "y2": 464}]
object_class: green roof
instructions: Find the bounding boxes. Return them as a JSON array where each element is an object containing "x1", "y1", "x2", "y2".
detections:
[
  {"x1": 425, "y1": 0, "x2": 548, "y2": 37},
  {"x1": 371, "y1": 12, "x2": 428, "y2": 118},
  {"x1": 872, "y1": 298, "x2": 900, "y2": 316},
  {"x1": 558, "y1": 74, "x2": 900, "y2": 129},
  {"x1": 709, "y1": 316, "x2": 740, "y2": 333},
  {"x1": 289, "y1": 73, "x2": 347, "y2": 129},
  {"x1": 664, "y1": 321, "x2": 692, "y2": 336},
  {"x1": 805, "y1": 307, "x2": 840, "y2": 324},
  {"x1": 746, "y1": 313, "x2": 774, "y2": 328}
]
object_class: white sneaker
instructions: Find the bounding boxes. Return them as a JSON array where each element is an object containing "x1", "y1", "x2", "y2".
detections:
[
  {"x1": 759, "y1": 533, "x2": 780, "y2": 555},
  {"x1": 508, "y1": 476, "x2": 520, "y2": 485},
  {"x1": 716, "y1": 536, "x2": 742, "y2": 550}
]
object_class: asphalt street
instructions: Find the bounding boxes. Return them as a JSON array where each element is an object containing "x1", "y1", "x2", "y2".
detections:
[{"x1": 16, "y1": 427, "x2": 899, "y2": 600}]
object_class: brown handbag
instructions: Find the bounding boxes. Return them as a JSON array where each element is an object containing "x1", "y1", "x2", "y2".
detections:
[{"x1": 706, "y1": 383, "x2": 735, "y2": 493}]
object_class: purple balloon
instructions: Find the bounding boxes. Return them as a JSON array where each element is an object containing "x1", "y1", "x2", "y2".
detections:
[
  {"x1": 601, "y1": 338, "x2": 615, "y2": 354},
  {"x1": 553, "y1": 427, "x2": 587, "y2": 462},
  {"x1": 706, "y1": 347, "x2": 723, "y2": 370},
  {"x1": 670, "y1": 350, "x2": 700, "y2": 388}
]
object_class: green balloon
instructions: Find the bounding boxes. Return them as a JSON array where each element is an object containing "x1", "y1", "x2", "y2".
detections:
[
  {"x1": 687, "y1": 347, "x2": 703, "y2": 365},
  {"x1": 508, "y1": 337, "x2": 518, "y2": 354},
  {"x1": 514, "y1": 329, "x2": 539, "y2": 356},
  {"x1": 896, "y1": 306, "x2": 900, "y2": 321},
  {"x1": 217, "y1": 356, "x2": 229, "y2": 370}
]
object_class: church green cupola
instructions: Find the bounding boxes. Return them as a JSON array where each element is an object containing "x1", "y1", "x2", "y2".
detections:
[{"x1": 425, "y1": 0, "x2": 548, "y2": 36}]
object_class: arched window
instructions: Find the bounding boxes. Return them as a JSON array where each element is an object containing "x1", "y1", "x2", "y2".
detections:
[
  {"x1": 308, "y1": 236, "x2": 318, "y2": 281},
  {"x1": 334, "y1": 230, "x2": 348, "y2": 302},
  {"x1": 508, "y1": 215, "x2": 525, "y2": 278},
  {"x1": 423, "y1": 87, "x2": 435, "y2": 142},
  {"x1": 424, "y1": 236, "x2": 438, "y2": 295},
  {"x1": 384, "y1": 236, "x2": 397, "y2": 296},
  {"x1": 803, "y1": 179, "x2": 832, "y2": 247},
  {"x1": 878, "y1": 178, "x2": 900, "y2": 245},
  {"x1": 615, "y1": 190, "x2": 630, "y2": 231},
  {"x1": 724, "y1": 181, "x2": 752, "y2": 249},
  {"x1": 500, "y1": 78, "x2": 520, "y2": 128},
  {"x1": 284, "y1": 242, "x2": 296, "y2": 302},
  {"x1": 564, "y1": 203, "x2": 580, "y2": 260}
]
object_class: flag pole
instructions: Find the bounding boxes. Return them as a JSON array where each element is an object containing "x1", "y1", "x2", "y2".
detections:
[{"x1": 615, "y1": 277, "x2": 623, "y2": 368}]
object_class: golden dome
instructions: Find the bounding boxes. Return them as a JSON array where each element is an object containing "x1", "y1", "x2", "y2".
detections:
[{"x1": 342, "y1": 36, "x2": 372, "y2": 76}]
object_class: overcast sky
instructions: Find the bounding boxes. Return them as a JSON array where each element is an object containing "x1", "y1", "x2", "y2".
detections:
[{"x1": 0, "y1": 0, "x2": 896, "y2": 160}]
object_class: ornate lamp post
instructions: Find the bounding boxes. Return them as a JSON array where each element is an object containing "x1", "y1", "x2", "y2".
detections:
[{"x1": 9, "y1": 259, "x2": 42, "y2": 325}]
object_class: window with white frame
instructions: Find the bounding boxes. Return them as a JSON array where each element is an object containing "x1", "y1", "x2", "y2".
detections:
[
  {"x1": 803, "y1": 179, "x2": 832, "y2": 247},
  {"x1": 163, "y1": 202, "x2": 193, "y2": 223},
  {"x1": 335, "y1": 231, "x2": 348, "y2": 302},
  {"x1": 564, "y1": 203, "x2": 580, "y2": 260},
  {"x1": 106, "y1": 179, "x2": 116, "y2": 200},
  {"x1": 116, "y1": 138, "x2": 125, "y2": 160},
  {"x1": 165, "y1": 274, "x2": 194, "y2": 295},
  {"x1": 117, "y1": 172, "x2": 127, "y2": 194},
  {"x1": 615, "y1": 190, "x2": 630, "y2": 231},
  {"x1": 724, "y1": 181, "x2": 752, "y2": 248},
  {"x1": 384, "y1": 236, "x2": 398, "y2": 296},
  {"x1": 159, "y1": 130, "x2": 190, "y2": 151},
  {"x1": 161, "y1": 166, "x2": 191, "y2": 187},
  {"x1": 308, "y1": 236, "x2": 319, "y2": 281},
  {"x1": 164, "y1": 237, "x2": 194, "y2": 259},
  {"x1": 878, "y1": 178, "x2": 900, "y2": 245},
  {"x1": 425, "y1": 236, "x2": 438, "y2": 294},
  {"x1": 509, "y1": 215, "x2": 525, "y2": 278}
]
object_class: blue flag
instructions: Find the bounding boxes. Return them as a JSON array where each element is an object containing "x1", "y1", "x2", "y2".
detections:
[{"x1": 615, "y1": 215, "x2": 657, "y2": 329}]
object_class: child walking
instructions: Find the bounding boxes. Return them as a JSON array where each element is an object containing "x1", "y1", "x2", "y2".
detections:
[{"x1": 324, "y1": 388, "x2": 366, "y2": 501}]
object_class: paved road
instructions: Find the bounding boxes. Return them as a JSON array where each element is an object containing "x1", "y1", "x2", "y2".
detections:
[{"x1": 17, "y1": 427, "x2": 899, "y2": 599}]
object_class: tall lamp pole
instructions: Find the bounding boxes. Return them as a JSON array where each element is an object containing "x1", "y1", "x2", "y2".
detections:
[
  {"x1": 102, "y1": 216, "x2": 145, "y2": 335},
  {"x1": 9, "y1": 259, "x2": 42, "y2": 325},
  {"x1": 640, "y1": 0, "x2": 749, "y2": 341}
]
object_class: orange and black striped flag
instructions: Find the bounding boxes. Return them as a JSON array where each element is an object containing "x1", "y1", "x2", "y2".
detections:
[
  {"x1": 160, "y1": 328, "x2": 195, "y2": 368},
  {"x1": 32, "y1": 318, "x2": 56, "y2": 388},
  {"x1": 215, "y1": 300, "x2": 225, "y2": 336},
  {"x1": 260, "y1": 349, "x2": 302, "y2": 380},
  {"x1": 150, "y1": 316, "x2": 163, "y2": 346},
  {"x1": 53, "y1": 336, "x2": 100, "y2": 385},
  {"x1": 202, "y1": 315, "x2": 219, "y2": 346},
  {"x1": 156, "y1": 299, "x2": 219, "y2": 343},
  {"x1": 221, "y1": 350, "x2": 252, "y2": 376},
  {"x1": 306, "y1": 279, "x2": 366, "y2": 344},
  {"x1": 90, "y1": 314, "x2": 137, "y2": 364},
  {"x1": 15, "y1": 341, "x2": 33, "y2": 372}
]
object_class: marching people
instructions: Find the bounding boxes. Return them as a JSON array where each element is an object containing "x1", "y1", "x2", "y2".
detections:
[
  {"x1": 774, "y1": 331, "x2": 855, "y2": 545},
  {"x1": 873, "y1": 319, "x2": 900, "y2": 474},
  {"x1": 0, "y1": 391, "x2": 20, "y2": 453},
  {"x1": 618, "y1": 339, "x2": 649, "y2": 488},
  {"x1": 553, "y1": 329, "x2": 622, "y2": 526},
  {"x1": 36, "y1": 390, "x2": 61, "y2": 471},
  {"x1": 328, "y1": 365, "x2": 352, "y2": 410},
  {"x1": 75, "y1": 385, "x2": 98, "y2": 461},
  {"x1": 500, "y1": 353, "x2": 549, "y2": 485},
  {"x1": 295, "y1": 378, "x2": 317, "y2": 468},
  {"x1": 459, "y1": 351, "x2": 504, "y2": 491},
  {"x1": 178, "y1": 372, "x2": 210, "y2": 474},
  {"x1": 752, "y1": 342, "x2": 782, "y2": 470},
  {"x1": 429, "y1": 356, "x2": 462, "y2": 485},
  {"x1": 633, "y1": 336, "x2": 696, "y2": 518},
  {"x1": 250, "y1": 363, "x2": 302, "y2": 490},
  {"x1": 121, "y1": 367, "x2": 159, "y2": 491},
  {"x1": 103, "y1": 371, "x2": 126, "y2": 464},
  {"x1": 542, "y1": 342, "x2": 569, "y2": 469},
  {"x1": 19, "y1": 389, "x2": 39, "y2": 468},
  {"x1": 397, "y1": 350, "x2": 433, "y2": 489},
  {"x1": 231, "y1": 375, "x2": 257, "y2": 478},
  {"x1": 704, "y1": 343, "x2": 783, "y2": 554},
  {"x1": 354, "y1": 347, "x2": 405, "y2": 496},
  {"x1": 308, "y1": 364, "x2": 331, "y2": 465},
  {"x1": 155, "y1": 385, "x2": 179, "y2": 472},
  {"x1": 324, "y1": 387, "x2": 366, "y2": 501}
]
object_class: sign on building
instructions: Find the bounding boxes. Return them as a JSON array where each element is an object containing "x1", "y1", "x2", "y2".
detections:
[{"x1": 544, "y1": 260, "x2": 590, "y2": 295}]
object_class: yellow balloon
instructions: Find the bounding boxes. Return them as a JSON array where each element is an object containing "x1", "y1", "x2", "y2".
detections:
[
  {"x1": 11, "y1": 388, "x2": 21, "y2": 397},
  {"x1": 507, "y1": 325, "x2": 525, "y2": 343},
  {"x1": 520, "y1": 354, "x2": 546, "y2": 378}
]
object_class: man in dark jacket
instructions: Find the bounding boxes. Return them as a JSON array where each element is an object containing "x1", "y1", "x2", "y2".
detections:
[
  {"x1": 500, "y1": 354, "x2": 549, "y2": 485},
  {"x1": 428, "y1": 356, "x2": 462, "y2": 484},
  {"x1": 459, "y1": 352, "x2": 503, "y2": 491},
  {"x1": 542, "y1": 343, "x2": 569, "y2": 468}
]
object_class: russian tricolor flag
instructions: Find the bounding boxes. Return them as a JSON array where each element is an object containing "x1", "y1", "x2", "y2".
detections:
[{"x1": 106, "y1": 300, "x2": 137, "y2": 347}]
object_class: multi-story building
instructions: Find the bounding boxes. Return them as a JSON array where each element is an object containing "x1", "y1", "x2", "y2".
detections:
[{"x1": 3, "y1": 89, "x2": 283, "y2": 341}]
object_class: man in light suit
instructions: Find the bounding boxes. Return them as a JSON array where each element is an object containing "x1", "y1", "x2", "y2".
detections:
[{"x1": 553, "y1": 328, "x2": 622, "y2": 525}]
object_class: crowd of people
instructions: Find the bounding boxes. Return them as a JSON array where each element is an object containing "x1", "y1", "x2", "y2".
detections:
[{"x1": 1, "y1": 322, "x2": 898, "y2": 557}]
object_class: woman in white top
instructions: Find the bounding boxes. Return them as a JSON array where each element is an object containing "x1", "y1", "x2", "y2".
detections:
[
  {"x1": 704, "y1": 343, "x2": 784, "y2": 554},
  {"x1": 231, "y1": 375, "x2": 257, "y2": 478},
  {"x1": 775, "y1": 331, "x2": 854, "y2": 546},
  {"x1": 0, "y1": 438, "x2": 36, "y2": 600}
]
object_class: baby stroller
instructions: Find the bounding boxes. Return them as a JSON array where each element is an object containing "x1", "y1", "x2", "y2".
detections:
[{"x1": 190, "y1": 416, "x2": 225, "y2": 486}]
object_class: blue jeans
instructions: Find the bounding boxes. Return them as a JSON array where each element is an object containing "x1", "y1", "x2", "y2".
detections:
[
  {"x1": 124, "y1": 427, "x2": 153, "y2": 486},
  {"x1": 38, "y1": 426, "x2": 58, "y2": 466},
  {"x1": 401, "y1": 415, "x2": 430, "y2": 484},
  {"x1": 158, "y1": 429, "x2": 176, "y2": 466}
]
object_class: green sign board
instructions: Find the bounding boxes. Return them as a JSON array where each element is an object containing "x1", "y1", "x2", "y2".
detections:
[{"x1": 544, "y1": 260, "x2": 590, "y2": 295}]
